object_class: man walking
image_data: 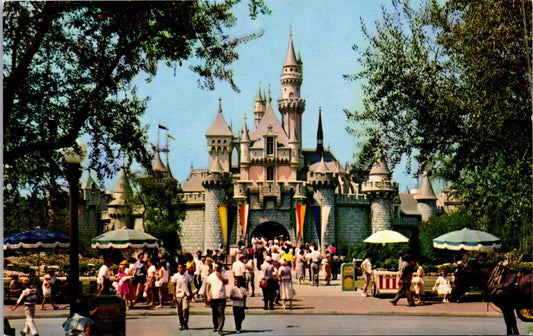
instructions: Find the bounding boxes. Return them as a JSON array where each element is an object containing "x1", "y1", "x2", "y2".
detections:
[
  {"x1": 206, "y1": 262, "x2": 229, "y2": 335},
  {"x1": 390, "y1": 254, "x2": 415, "y2": 306},
  {"x1": 171, "y1": 263, "x2": 192, "y2": 330},
  {"x1": 97, "y1": 257, "x2": 113, "y2": 295},
  {"x1": 360, "y1": 255, "x2": 373, "y2": 297},
  {"x1": 260, "y1": 256, "x2": 275, "y2": 310},
  {"x1": 12, "y1": 278, "x2": 40, "y2": 336}
]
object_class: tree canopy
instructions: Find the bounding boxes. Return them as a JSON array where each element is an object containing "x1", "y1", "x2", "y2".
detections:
[
  {"x1": 346, "y1": 0, "x2": 532, "y2": 254},
  {"x1": 3, "y1": 0, "x2": 265, "y2": 197}
]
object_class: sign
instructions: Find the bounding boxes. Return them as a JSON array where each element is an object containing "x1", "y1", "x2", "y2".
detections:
[{"x1": 89, "y1": 295, "x2": 126, "y2": 336}]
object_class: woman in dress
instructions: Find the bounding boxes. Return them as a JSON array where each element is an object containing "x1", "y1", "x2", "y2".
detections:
[
  {"x1": 276, "y1": 259, "x2": 294, "y2": 309},
  {"x1": 294, "y1": 249, "x2": 306, "y2": 285},
  {"x1": 414, "y1": 262, "x2": 425, "y2": 304},
  {"x1": 156, "y1": 260, "x2": 170, "y2": 308},
  {"x1": 116, "y1": 263, "x2": 132, "y2": 308},
  {"x1": 433, "y1": 269, "x2": 452, "y2": 303}
]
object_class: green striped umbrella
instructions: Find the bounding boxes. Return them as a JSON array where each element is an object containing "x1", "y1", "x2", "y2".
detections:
[
  {"x1": 91, "y1": 228, "x2": 158, "y2": 249},
  {"x1": 433, "y1": 227, "x2": 501, "y2": 251}
]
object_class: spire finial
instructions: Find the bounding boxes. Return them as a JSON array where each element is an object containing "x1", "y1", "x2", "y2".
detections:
[{"x1": 218, "y1": 97, "x2": 222, "y2": 113}]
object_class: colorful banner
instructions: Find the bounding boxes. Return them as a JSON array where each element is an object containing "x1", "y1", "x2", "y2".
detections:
[
  {"x1": 218, "y1": 205, "x2": 237, "y2": 247},
  {"x1": 320, "y1": 205, "x2": 331, "y2": 248},
  {"x1": 312, "y1": 206, "x2": 321, "y2": 245},
  {"x1": 295, "y1": 204, "x2": 306, "y2": 240},
  {"x1": 239, "y1": 204, "x2": 250, "y2": 238}
]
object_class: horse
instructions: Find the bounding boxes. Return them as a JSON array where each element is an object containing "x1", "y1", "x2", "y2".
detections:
[{"x1": 451, "y1": 260, "x2": 533, "y2": 335}]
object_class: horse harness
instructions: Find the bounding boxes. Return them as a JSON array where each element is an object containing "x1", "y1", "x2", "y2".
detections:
[{"x1": 487, "y1": 262, "x2": 522, "y2": 296}]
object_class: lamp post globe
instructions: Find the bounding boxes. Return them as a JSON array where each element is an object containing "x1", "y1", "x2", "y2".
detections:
[{"x1": 62, "y1": 139, "x2": 86, "y2": 316}]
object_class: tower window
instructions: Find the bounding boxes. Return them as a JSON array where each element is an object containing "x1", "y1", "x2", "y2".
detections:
[
  {"x1": 267, "y1": 166, "x2": 274, "y2": 181},
  {"x1": 266, "y1": 137, "x2": 274, "y2": 155}
]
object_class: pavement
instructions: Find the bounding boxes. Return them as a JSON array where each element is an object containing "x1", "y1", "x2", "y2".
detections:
[{"x1": 4, "y1": 276, "x2": 502, "y2": 320}]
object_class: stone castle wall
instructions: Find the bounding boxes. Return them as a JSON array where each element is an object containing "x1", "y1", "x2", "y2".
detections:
[{"x1": 181, "y1": 206, "x2": 205, "y2": 253}]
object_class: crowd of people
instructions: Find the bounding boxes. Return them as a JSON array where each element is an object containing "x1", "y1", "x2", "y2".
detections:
[{"x1": 8, "y1": 237, "x2": 456, "y2": 335}]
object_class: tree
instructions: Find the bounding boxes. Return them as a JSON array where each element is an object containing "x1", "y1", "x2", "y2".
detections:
[
  {"x1": 345, "y1": 0, "x2": 532, "y2": 254},
  {"x1": 136, "y1": 174, "x2": 186, "y2": 261},
  {"x1": 3, "y1": 0, "x2": 265, "y2": 189},
  {"x1": 3, "y1": 1, "x2": 267, "y2": 233}
]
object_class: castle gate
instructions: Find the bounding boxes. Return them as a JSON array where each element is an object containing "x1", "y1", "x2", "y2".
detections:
[{"x1": 249, "y1": 221, "x2": 290, "y2": 242}]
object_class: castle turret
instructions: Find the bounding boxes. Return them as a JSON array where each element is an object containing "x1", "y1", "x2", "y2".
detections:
[
  {"x1": 278, "y1": 32, "x2": 305, "y2": 145},
  {"x1": 107, "y1": 168, "x2": 133, "y2": 230},
  {"x1": 361, "y1": 155, "x2": 399, "y2": 233},
  {"x1": 79, "y1": 173, "x2": 108, "y2": 252},
  {"x1": 308, "y1": 155, "x2": 338, "y2": 245},
  {"x1": 240, "y1": 116, "x2": 251, "y2": 177},
  {"x1": 206, "y1": 98, "x2": 233, "y2": 172},
  {"x1": 414, "y1": 171, "x2": 437, "y2": 221},
  {"x1": 253, "y1": 87, "x2": 266, "y2": 128},
  {"x1": 204, "y1": 102, "x2": 233, "y2": 250}
]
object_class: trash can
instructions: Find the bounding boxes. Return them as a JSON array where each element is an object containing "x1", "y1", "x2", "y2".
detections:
[
  {"x1": 341, "y1": 263, "x2": 356, "y2": 291},
  {"x1": 89, "y1": 295, "x2": 126, "y2": 336}
]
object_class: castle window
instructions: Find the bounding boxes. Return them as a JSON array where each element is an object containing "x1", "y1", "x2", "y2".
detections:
[
  {"x1": 267, "y1": 166, "x2": 274, "y2": 181},
  {"x1": 266, "y1": 137, "x2": 274, "y2": 155},
  {"x1": 289, "y1": 92, "x2": 294, "y2": 98},
  {"x1": 218, "y1": 140, "x2": 221, "y2": 143}
]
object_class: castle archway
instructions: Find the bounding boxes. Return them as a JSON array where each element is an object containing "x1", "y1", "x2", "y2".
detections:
[{"x1": 250, "y1": 221, "x2": 290, "y2": 242}]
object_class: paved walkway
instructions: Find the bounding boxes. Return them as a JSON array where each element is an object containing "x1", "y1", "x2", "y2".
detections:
[{"x1": 5, "y1": 277, "x2": 502, "y2": 320}]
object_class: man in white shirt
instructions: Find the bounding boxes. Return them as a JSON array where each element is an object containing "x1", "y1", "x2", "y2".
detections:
[
  {"x1": 310, "y1": 245, "x2": 322, "y2": 286},
  {"x1": 97, "y1": 257, "x2": 112, "y2": 295},
  {"x1": 232, "y1": 254, "x2": 247, "y2": 285},
  {"x1": 206, "y1": 262, "x2": 228, "y2": 335},
  {"x1": 360, "y1": 256, "x2": 373, "y2": 297},
  {"x1": 171, "y1": 263, "x2": 192, "y2": 330}
]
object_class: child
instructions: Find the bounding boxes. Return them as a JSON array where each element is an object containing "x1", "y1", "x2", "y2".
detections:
[
  {"x1": 41, "y1": 274, "x2": 58, "y2": 310},
  {"x1": 230, "y1": 277, "x2": 247, "y2": 334}
]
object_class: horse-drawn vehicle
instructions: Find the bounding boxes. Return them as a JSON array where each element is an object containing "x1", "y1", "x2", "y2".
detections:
[{"x1": 452, "y1": 260, "x2": 532, "y2": 335}]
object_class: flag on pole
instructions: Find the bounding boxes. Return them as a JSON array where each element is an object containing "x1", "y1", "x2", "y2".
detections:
[
  {"x1": 158, "y1": 124, "x2": 168, "y2": 130},
  {"x1": 295, "y1": 204, "x2": 306, "y2": 240},
  {"x1": 218, "y1": 205, "x2": 236, "y2": 247},
  {"x1": 167, "y1": 134, "x2": 176, "y2": 141},
  {"x1": 239, "y1": 204, "x2": 250, "y2": 238},
  {"x1": 320, "y1": 206, "x2": 331, "y2": 248},
  {"x1": 312, "y1": 206, "x2": 321, "y2": 245}
]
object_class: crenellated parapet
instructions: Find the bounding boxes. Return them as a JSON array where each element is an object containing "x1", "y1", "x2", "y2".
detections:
[
  {"x1": 361, "y1": 180, "x2": 399, "y2": 198},
  {"x1": 277, "y1": 98, "x2": 305, "y2": 114},
  {"x1": 182, "y1": 191, "x2": 206, "y2": 205},
  {"x1": 307, "y1": 170, "x2": 338, "y2": 190},
  {"x1": 201, "y1": 171, "x2": 232, "y2": 189}
]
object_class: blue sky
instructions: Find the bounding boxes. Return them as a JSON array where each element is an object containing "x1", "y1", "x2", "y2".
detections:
[{"x1": 124, "y1": 0, "x2": 421, "y2": 193}]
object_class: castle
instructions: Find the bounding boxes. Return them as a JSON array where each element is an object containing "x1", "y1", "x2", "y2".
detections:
[{"x1": 78, "y1": 34, "x2": 448, "y2": 254}]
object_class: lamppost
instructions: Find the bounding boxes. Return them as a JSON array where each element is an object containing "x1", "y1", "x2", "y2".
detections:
[{"x1": 62, "y1": 140, "x2": 86, "y2": 316}]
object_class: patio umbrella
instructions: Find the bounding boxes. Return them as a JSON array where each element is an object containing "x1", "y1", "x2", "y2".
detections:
[
  {"x1": 433, "y1": 227, "x2": 501, "y2": 251},
  {"x1": 91, "y1": 228, "x2": 158, "y2": 249},
  {"x1": 4, "y1": 229, "x2": 70, "y2": 249},
  {"x1": 364, "y1": 229, "x2": 410, "y2": 245},
  {"x1": 4, "y1": 229, "x2": 70, "y2": 276}
]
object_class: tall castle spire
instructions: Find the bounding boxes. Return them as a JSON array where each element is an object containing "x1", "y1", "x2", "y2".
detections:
[
  {"x1": 316, "y1": 107, "x2": 324, "y2": 155},
  {"x1": 278, "y1": 31, "x2": 305, "y2": 147}
]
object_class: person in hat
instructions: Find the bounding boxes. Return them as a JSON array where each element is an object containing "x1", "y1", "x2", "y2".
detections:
[
  {"x1": 276, "y1": 258, "x2": 294, "y2": 309},
  {"x1": 12, "y1": 278, "x2": 40, "y2": 336},
  {"x1": 260, "y1": 255, "x2": 275, "y2": 310}
]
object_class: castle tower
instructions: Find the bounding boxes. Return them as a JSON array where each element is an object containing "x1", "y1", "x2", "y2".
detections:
[
  {"x1": 361, "y1": 155, "x2": 399, "y2": 233},
  {"x1": 107, "y1": 167, "x2": 133, "y2": 230},
  {"x1": 239, "y1": 116, "x2": 251, "y2": 180},
  {"x1": 278, "y1": 32, "x2": 305, "y2": 145},
  {"x1": 206, "y1": 98, "x2": 233, "y2": 172},
  {"x1": 308, "y1": 156, "x2": 338, "y2": 246},
  {"x1": 414, "y1": 171, "x2": 437, "y2": 221},
  {"x1": 204, "y1": 104, "x2": 233, "y2": 250},
  {"x1": 253, "y1": 87, "x2": 266, "y2": 128},
  {"x1": 79, "y1": 173, "x2": 108, "y2": 251}
]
